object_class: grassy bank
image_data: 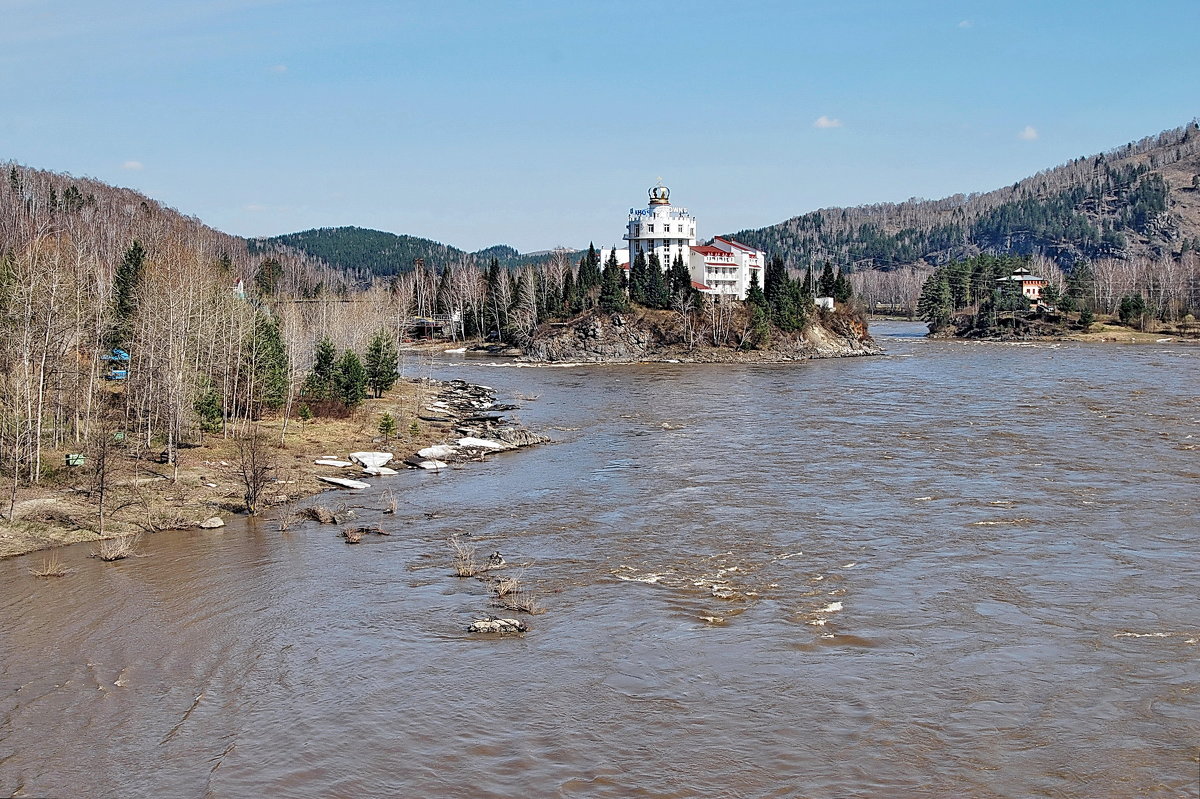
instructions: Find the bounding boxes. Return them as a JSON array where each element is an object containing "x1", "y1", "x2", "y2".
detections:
[{"x1": 0, "y1": 378, "x2": 455, "y2": 560}]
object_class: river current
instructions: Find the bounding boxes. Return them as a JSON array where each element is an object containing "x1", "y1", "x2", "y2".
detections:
[{"x1": 0, "y1": 322, "x2": 1196, "y2": 798}]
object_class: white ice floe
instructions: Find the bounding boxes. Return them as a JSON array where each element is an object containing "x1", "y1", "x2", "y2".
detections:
[
  {"x1": 317, "y1": 476, "x2": 371, "y2": 490},
  {"x1": 314, "y1": 459, "x2": 354, "y2": 468},
  {"x1": 457, "y1": 436, "x2": 508, "y2": 450},
  {"x1": 349, "y1": 452, "x2": 393, "y2": 468},
  {"x1": 818, "y1": 601, "x2": 843, "y2": 613},
  {"x1": 417, "y1": 444, "x2": 458, "y2": 460}
]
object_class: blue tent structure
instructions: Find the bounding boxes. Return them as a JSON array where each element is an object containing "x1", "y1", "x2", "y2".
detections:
[{"x1": 100, "y1": 348, "x2": 130, "y2": 380}]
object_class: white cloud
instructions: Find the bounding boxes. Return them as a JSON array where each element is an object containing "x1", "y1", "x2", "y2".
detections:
[
  {"x1": 121, "y1": 160, "x2": 144, "y2": 170},
  {"x1": 813, "y1": 115, "x2": 843, "y2": 129},
  {"x1": 1018, "y1": 125, "x2": 1039, "y2": 141},
  {"x1": 268, "y1": 64, "x2": 287, "y2": 74},
  {"x1": 958, "y1": 20, "x2": 972, "y2": 28}
]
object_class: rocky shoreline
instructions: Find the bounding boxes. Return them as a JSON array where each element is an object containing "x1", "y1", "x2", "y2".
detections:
[
  {"x1": 310, "y1": 379, "x2": 548, "y2": 486},
  {"x1": 519, "y1": 310, "x2": 882, "y2": 364}
]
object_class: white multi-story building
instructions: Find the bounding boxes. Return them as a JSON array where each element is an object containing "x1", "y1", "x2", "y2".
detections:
[{"x1": 601, "y1": 181, "x2": 764, "y2": 301}]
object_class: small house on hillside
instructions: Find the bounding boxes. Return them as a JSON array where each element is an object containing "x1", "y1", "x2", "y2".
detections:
[{"x1": 997, "y1": 268, "x2": 1047, "y2": 301}]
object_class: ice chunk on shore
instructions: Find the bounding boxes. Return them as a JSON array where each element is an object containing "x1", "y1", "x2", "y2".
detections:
[
  {"x1": 457, "y1": 436, "x2": 508, "y2": 450},
  {"x1": 317, "y1": 476, "x2": 371, "y2": 490},
  {"x1": 349, "y1": 452, "x2": 393, "y2": 468}
]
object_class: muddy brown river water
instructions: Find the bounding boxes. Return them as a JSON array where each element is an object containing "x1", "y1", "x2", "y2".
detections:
[{"x1": 0, "y1": 322, "x2": 1197, "y2": 798}]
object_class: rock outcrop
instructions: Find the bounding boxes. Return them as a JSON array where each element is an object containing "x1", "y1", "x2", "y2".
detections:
[{"x1": 520, "y1": 307, "x2": 881, "y2": 364}]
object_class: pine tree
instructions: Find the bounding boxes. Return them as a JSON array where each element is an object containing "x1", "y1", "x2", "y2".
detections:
[
  {"x1": 485, "y1": 258, "x2": 503, "y2": 337},
  {"x1": 599, "y1": 248, "x2": 629, "y2": 313},
  {"x1": 645, "y1": 252, "x2": 668, "y2": 309},
  {"x1": 668, "y1": 253, "x2": 692, "y2": 298},
  {"x1": 764, "y1": 255, "x2": 787, "y2": 302},
  {"x1": 302, "y1": 336, "x2": 338, "y2": 401},
  {"x1": 246, "y1": 314, "x2": 289, "y2": 410},
  {"x1": 255, "y1": 258, "x2": 284, "y2": 296},
  {"x1": 746, "y1": 270, "x2": 767, "y2": 308},
  {"x1": 577, "y1": 243, "x2": 601, "y2": 295},
  {"x1": 818, "y1": 261, "x2": 836, "y2": 297},
  {"x1": 364, "y1": 329, "x2": 399, "y2": 398},
  {"x1": 109, "y1": 240, "x2": 145, "y2": 347},
  {"x1": 378, "y1": 412, "x2": 397, "y2": 443},
  {"x1": 833, "y1": 271, "x2": 853, "y2": 303},
  {"x1": 629, "y1": 250, "x2": 649, "y2": 306},
  {"x1": 917, "y1": 271, "x2": 954, "y2": 332},
  {"x1": 561, "y1": 265, "x2": 578, "y2": 316},
  {"x1": 335, "y1": 350, "x2": 367, "y2": 407}
]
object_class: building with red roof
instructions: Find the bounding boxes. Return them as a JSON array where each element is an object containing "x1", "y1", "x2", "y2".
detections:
[{"x1": 599, "y1": 181, "x2": 764, "y2": 301}]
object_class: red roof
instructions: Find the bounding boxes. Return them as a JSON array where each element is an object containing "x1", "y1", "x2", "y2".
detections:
[
  {"x1": 692, "y1": 280, "x2": 713, "y2": 291},
  {"x1": 713, "y1": 236, "x2": 758, "y2": 253},
  {"x1": 690, "y1": 245, "x2": 728, "y2": 256},
  {"x1": 619, "y1": 262, "x2": 630, "y2": 270}
]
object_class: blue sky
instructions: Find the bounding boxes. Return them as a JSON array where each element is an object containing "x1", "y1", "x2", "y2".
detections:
[{"x1": 1, "y1": 0, "x2": 1197, "y2": 252}]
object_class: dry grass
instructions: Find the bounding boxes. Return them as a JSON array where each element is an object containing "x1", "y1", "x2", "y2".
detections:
[
  {"x1": 28, "y1": 550, "x2": 71, "y2": 578},
  {"x1": 92, "y1": 534, "x2": 139, "y2": 562},
  {"x1": 489, "y1": 569, "x2": 545, "y2": 614},
  {"x1": 491, "y1": 586, "x2": 545, "y2": 615},
  {"x1": 381, "y1": 490, "x2": 398, "y2": 514},
  {"x1": 449, "y1": 535, "x2": 482, "y2": 577},
  {"x1": 492, "y1": 576, "x2": 520, "y2": 598},
  {"x1": 341, "y1": 527, "x2": 363, "y2": 544},
  {"x1": 300, "y1": 505, "x2": 335, "y2": 524}
]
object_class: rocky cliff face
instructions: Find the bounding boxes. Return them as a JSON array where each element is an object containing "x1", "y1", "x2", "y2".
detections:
[{"x1": 521, "y1": 309, "x2": 881, "y2": 364}]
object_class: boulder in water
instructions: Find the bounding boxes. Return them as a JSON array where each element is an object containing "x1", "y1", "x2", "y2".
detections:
[
  {"x1": 199, "y1": 516, "x2": 225, "y2": 529},
  {"x1": 467, "y1": 618, "x2": 527, "y2": 634}
]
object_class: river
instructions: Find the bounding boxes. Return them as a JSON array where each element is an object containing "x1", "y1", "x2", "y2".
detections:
[{"x1": 0, "y1": 322, "x2": 1196, "y2": 798}]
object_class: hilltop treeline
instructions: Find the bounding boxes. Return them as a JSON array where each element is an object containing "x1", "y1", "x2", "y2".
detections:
[
  {"x1": 729, "y1": 121, "x2": 1200, "y2": 274},
  {"x1": 253, "y1": 226, "x2": 565, "y2": 277}
]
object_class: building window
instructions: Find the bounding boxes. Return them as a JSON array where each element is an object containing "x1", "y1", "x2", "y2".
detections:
[{"x1": 648, "y1": 225, "x2": 654, "y2": 233}]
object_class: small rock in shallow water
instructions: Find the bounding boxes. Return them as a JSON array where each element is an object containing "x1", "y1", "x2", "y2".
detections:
[
  {"x1": 467, "y1": 618, "x2": 527, "y2": 634},
  {"x1": 199, "y1": 517, "x2": 225, "y2": 529}
]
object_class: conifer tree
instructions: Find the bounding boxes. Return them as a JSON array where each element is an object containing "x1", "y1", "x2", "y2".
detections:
[
  {"x1": 246, "y1": 314, "x2": 289, "y2": 410},
  {"x1": 577, "y1": 243, "x2": 601, "y2": 294},
  {"x1": 599, "y1": 248, "x2": 629, "y2": 313},
  {"x1": 303, "y1": 336, "x2": 338, "y2": 401},
  {"x1": 818, "y1": 261, "x2": 836, "y2": 297},
  {"x1": 917, "y1": 271, "x2": 954, "y2": 332},
  {"x1": 833, "y1": 270, "x2": 853, "y2": 303},
  {"x1": 378, "y1": 412, "x2": 397, "y2": 443},
  {"x1": 109, "y1": 240, "x2": 145, "y2": 347},
  {"x1": 764, "y1": 255, "x2": 787, "y2": 302},
  {"x1": 561, "y1": 266, "x2": 578, "y2": 316},
  {"x1": 335, "y1": 350, "x2": 368, "y2": 407},
  {"x1": 364, "y1": 329, "x2": 399, "y2": 398},
  {"x1": 645, "y1": 253, "x2": 668, "y2": 309},
  {"x1": 668, "y1": 253, "x2": 692, "y2": 298},
  {"x1": 746, "y1": 270, "x2": 768, "y2": 308},
  {"x1": 629, "y1": 250, "x2": 649, "y2": 306}
]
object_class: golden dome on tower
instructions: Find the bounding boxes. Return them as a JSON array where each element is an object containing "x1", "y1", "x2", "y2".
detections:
[{"x1": 648, "y1": 179, "x2": 670, "y2": 206}]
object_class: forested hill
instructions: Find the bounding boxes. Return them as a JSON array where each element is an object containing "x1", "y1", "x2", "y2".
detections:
[
  {"x1": 726, "y1": 121, "x2": 1200, "y2": 272},
  {"x1": 252, "y1": 226, "x2": 568, "y2": 275}
]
